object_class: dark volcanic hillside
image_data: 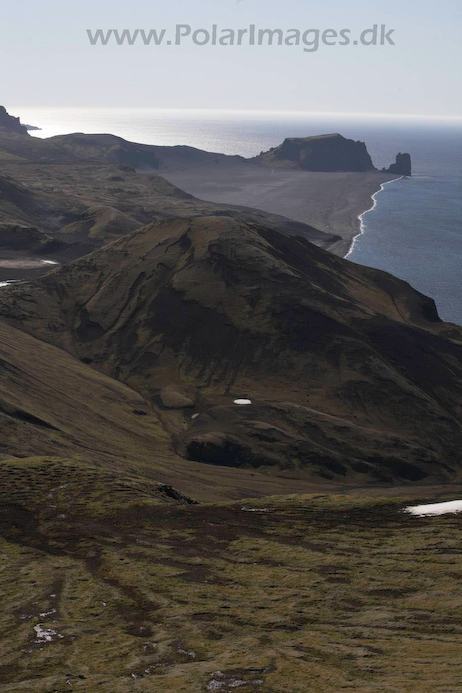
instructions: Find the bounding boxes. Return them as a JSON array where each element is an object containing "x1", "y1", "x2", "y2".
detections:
[
  {"x1": 2, "y1": 215, "x2": 462, "y2": 485},
  {"x1": 0, "y1": 320, "x2": 314, "y2": 501}
]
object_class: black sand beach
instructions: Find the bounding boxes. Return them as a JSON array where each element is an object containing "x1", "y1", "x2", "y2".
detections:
[{"x1": 161, "y1": 163, "x2": 399, "y2": 256}]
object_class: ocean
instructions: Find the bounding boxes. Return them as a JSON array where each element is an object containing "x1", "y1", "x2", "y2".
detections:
[{"x1": 19, "y1": 107, "x2": 462, "y2": 325}]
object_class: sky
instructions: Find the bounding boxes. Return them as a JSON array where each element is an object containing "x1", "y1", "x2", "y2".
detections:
[{"x1": 2, "y1": 0, "x2": 462, "y2": 118}]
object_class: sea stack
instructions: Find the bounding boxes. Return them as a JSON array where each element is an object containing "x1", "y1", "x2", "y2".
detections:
[
  {"x1": 384, "y1": 153, "x2": 412, "y2": 176},
  {"x1": 253, "y1": 133, "x2": 376, "y2": 172}
]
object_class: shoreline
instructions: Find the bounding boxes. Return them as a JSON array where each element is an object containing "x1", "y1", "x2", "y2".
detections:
[
  {"x1": 346, "y1": 176, "x2": 403, "y2": 258},
  {"x1": 161, "y1": 165, "x2": 399, "y2": 258},
  {"x1": 1, "y1": 115, "x2": 405, "y2": 269}
]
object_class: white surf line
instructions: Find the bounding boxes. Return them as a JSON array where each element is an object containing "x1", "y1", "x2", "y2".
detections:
[
  {"x1": 406, "y1": 500, "x2": 462, "y2": 517},
  {"x1": 346, "y1": 176, "x2": 403, "y2": 258}
]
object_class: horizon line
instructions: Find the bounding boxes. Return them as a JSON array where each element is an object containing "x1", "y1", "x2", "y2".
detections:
[{"x1": 8, "y1": 105, "x2": 462, "y2": 122}]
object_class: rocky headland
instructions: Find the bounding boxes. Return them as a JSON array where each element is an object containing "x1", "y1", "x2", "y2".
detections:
[{"x1": 252, "y1": 133, "x2": 376, "y2": 172}]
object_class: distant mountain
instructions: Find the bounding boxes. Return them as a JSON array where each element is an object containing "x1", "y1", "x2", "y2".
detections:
[
  {"x1": 2, "y1": 215, "x2": 461, "y2": 485},
  {"x1": 49, "y1": 132, "x2": 247, "y2": 171}
]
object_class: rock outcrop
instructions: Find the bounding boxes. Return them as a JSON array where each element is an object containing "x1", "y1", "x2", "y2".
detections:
[
  {"x1": 0, "y1": 106, "x2": 29, "y2": 135},
  {"x1": 252, "y1": 134, "x2": 376, "y2": 172},
  {"x1": 383, "y1": 153, "x2": 412, "y2": 176}
]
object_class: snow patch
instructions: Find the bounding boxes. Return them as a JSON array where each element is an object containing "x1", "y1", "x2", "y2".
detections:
[
  {"x1": 234, "y1": 399, "x2": 252, "y2": 405},
  {"x1": 406, "y1": 500, "x2": 462, "y2": 516},
  {"x1": 207, "y1": 681, "x2": 225, "y2": 691},
  {"x1": 33, "y1": 624, "x2": 63, "y2": 643},
  {"x1": 39, "y1": 608, "x2": 56, "y2": 617},
  {"x1": 143, "y1": 641, "x2": 157, "y2": 652}
]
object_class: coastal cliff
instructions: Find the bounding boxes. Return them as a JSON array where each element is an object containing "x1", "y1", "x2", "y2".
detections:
[
  {"x1": 0, "y1": 106, "x2": 29, "y2": 136},
  {"x1": 252, "y1": 133, "x2": 376, "y2": 172}
]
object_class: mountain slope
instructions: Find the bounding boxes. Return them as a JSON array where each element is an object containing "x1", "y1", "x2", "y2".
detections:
[
  {"x1": 1, "y1": 320, "x2": 330, "y2": 501},
  {"x1": 2, "y1": 215, "x2": 461, "y2": 485}
]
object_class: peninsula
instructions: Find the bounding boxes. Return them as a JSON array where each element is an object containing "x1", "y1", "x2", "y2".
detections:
[{"x1": 0, "y1": 110, "x2": 411, "y2": 262}]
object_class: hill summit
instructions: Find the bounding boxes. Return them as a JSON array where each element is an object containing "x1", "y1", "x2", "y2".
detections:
[{"x1": 2, "y1": 214, "x2": 461, "y2": 485}]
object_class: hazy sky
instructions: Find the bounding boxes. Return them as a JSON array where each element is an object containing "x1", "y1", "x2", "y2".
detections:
[{"x1": 2, "y1": 0, "x2": 461, "y2": 118}]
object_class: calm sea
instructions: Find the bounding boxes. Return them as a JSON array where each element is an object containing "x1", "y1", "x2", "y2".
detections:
[{"x1": 19, "y1": 107, "x2": 462, "y2": 325}]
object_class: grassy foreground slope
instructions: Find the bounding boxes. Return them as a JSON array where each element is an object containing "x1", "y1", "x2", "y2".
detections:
[{"x1": 1, "y1": 485, "x2": 462, "y2": 692}]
